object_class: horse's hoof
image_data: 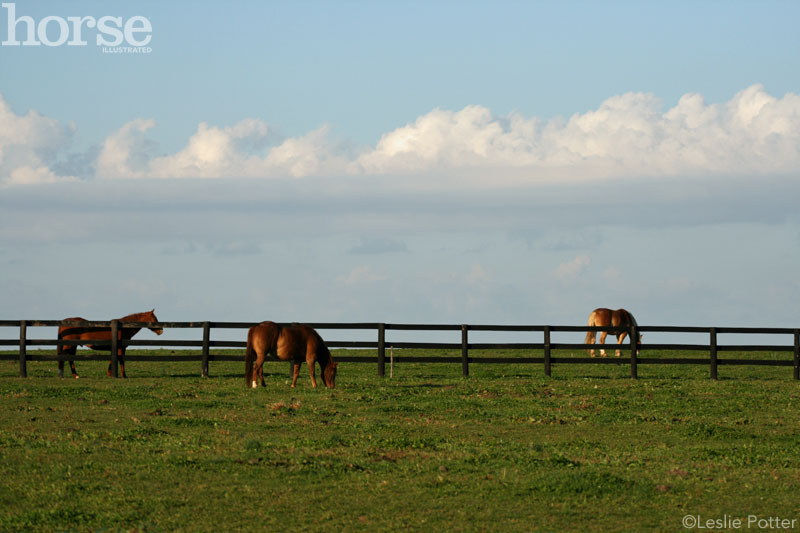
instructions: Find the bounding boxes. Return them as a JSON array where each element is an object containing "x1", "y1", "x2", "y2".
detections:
[
  {"x1": 74, "y1": 376, "x2": 79, "y2": 380},
  {"x1": 251, "y1": 381, "x2": 257, "y2": 389}
]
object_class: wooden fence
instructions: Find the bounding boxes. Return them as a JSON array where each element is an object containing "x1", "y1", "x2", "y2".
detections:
[{"x1": 1, "y1": 320, "x2": 799, "y2": 380}]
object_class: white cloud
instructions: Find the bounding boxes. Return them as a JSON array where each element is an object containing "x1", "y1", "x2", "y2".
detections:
[
  {"x1": 356, "y1": 84, "x2": 800, "y2": 179},
  {"x1": 0, "y1": 94, "x2": 77, "y2": 185},
  {"x1": 3, "y1": 84, "x2": 800, "y2": 185},
  {"x1": 555, "y1": 255, "x2": 591, "y2": 281},
  {"x1": 95, "y1": 120, "x2": 352, "y2": 179},
  {"x1": 336, "y1": 265, "x2": 387, "y2": 285},
  {"x1": 465, "y1": 264, "x2": 491, "y2": 284},
  {"x1": 95, "y1": 118, "x2": 157, "y2": 179}
]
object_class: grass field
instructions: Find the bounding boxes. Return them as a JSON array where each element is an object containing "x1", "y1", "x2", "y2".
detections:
[{"x1": 1, "y1": 350, "x2": 799, "y2": 532}]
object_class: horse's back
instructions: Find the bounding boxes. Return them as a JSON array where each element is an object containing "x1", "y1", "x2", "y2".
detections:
[
  {"x1": 589, "y1": 308, "x2": 636, "y2": 325},
  {"x1": 58, "y1": 317, "x2": 91, "y2": 338},
  {"x1": 277, "y1": 324, "x2": 328, "y2": 361},
  {"x1": 249, "y1": 321, "x2": 281, "y2": 355},
  {"x1": 589, "y1": 308, "x2": 637, "y2": 329},
  {"x1": 588, "y1": 308, "x2": 612, "y2": 326}
]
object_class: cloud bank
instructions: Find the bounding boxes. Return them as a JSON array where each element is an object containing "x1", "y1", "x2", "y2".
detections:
[{"x1": 2, "y1": 84, "x2": 799, "y2": 186}]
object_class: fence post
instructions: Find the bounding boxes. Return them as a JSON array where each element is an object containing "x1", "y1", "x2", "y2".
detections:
[
  {"x1": 110, "y1": 320, "x2": 119, "y2": 378},
  {"x1": 19, "y1": 320, "x2": 27, "y2": 378},
  {"x1": 378, "y1": 323, "x2": 386, "y2": 377},
  {"x1": 794, "y1": 329, "x2": 799, "y2": 381},
  {"x1": 543, "y1": 326, "x2": 551, "y2": 377},
  {"x1": 461, "y1": 325, "x2": 469, "y2": 377},
  {"x1": 630, "y1": 324, "x2": 638, "y2": 379},
  {"x1": 201, "y1": 321, "x2": 210, "y2": 378},
  {"x1": 709, "y1": 327, "x2": 718, "y2": 380}
]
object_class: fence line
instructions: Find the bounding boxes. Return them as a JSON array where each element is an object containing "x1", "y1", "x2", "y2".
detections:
[{"x1": 1, "y1": 320, "x2": 798, "y2": 380}]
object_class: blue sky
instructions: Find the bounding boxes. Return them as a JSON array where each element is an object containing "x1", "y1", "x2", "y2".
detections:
[{"x1": 1, "y1": 1, "x2": 799, "y2": 345}]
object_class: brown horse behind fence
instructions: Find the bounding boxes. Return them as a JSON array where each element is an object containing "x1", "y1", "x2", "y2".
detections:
[
  {"x1": 245, "y1": 321, "x2": 337, "y2": 389},
  {"x1": 585, "y1": 308, "x2": 641, "y2": 357},
  {"x1": 57, "y1": 309, "x2": 163, "y2": 378}
]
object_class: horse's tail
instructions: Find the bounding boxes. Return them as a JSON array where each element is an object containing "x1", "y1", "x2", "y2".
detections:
[
  {"x1": 244, "y1": 327, "x2": 256, "y2": 386},
  {"x1": 56, "y1": 327, "x2": 64, "y2": 376},
  {"x1": 56, "y1": 326, "x2": 64, "y2": 353},
  {"x1": 585, "y1": 311, "x2": 597, "y2": 347}
]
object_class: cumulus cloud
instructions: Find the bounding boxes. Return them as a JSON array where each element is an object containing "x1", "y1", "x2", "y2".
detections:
[
  {"x1": 348, "y1": 237, "x2": 409, "y2": 255},
  {"x1": 336, "y1": 265, "x2": 387, "y2": 285},
  {"x1": 357, "y1": 84, "x2": 800, "y2": 179},
  {"x1": 3, "y1": 84, "x2": 800, "y2": 185},
  {"x1": 0, "y1": 94, "x2": 78, "y2": 185},
  {"x1": 97, "y1": 120, "x2": 351, "y2": 179},
  {"x1": 465, "y1": 264, "x2": 491, "y2": 284},
  {"x1": 555, "y1": 255, "x2": 591, "y2": 281},
  {"x1": 95, "y1": 118, "x2": 158, "y2": 178}
]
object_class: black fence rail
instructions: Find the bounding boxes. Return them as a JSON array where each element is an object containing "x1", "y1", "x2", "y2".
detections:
[{"x1": 1, "y1": 320, "x2": 799, "y2": 380}]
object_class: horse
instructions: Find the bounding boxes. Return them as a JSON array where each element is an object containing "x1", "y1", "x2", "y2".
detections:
[
  {"x1": 244, "y1": 321, "x2": 337, "y2": 389},
  {"x1": 584, "y1": 308, "x2": 641, "y2": 357},
  {"x1": 57, "y1": 309, "x2": 163, "y2": 378}
]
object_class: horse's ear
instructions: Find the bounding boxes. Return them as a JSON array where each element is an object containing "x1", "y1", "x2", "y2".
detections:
[{"x1": 150, "y1": 308, "x2": 155, "y2": 313}]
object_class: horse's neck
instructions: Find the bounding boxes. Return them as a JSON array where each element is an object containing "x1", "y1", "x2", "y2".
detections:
[
  {"x1": 118, "y1": 312, "x2": 150, "y2": 323},
  {"x1": 621, "y1": 310, "x2": 638, "y2": 329},
  {"x1": 317, "y1": 346, "x2": 332, "y2": 366},
  {"x1": 117, "y1": 313, "x2": 149, "y2": 336}
]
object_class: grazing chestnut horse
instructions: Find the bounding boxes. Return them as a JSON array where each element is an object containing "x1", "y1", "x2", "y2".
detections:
[
  {"x1": 57, "y1": 309, "x2": 163, "y2": 378},
  {"x1": 245, "y1": 321, "x2": 337, "y2": 389},
  {"x1": 584, "y1": 308, "x2": 640, "y2": 357}
]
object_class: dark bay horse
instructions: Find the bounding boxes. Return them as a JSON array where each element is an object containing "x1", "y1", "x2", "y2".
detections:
[
  {"x1": 245, "y1": 321, "x2": 337, "y2": 389},
  {"x1": 585, "y1": 308, "x2": 640, "y2": 357},
  {"x1": 57, "y1": 309, "x2": 163, "y2": 378}
]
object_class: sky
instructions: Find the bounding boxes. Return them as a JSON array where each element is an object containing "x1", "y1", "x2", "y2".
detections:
[{"x1": 1, "y1": 1, "x2": 799, "y2": 346}]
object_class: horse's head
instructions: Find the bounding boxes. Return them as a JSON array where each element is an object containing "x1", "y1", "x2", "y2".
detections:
[
  {"x1": 145, "y1": 309, "x2": 163, "y2": 335},
  {"x1": 323, "y1": 361, "x2": 338, "y2": 389}
]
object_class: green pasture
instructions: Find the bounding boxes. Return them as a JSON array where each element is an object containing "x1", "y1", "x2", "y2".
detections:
[{"x1": 1, "y1": 350, "x2": 799, "y2": 532}]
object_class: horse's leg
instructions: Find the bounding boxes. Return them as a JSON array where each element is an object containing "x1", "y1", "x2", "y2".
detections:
[
  {"x1": 119, "y1": 348, "x2": 127, "y2": 378},
  {"x1": 307, "y1": 357, "x2": 317, "y2": 388},
  {"x1": 586, "y1": 331, "x2": 597, "y2": 358},
  {"x1": 251, "y1": 352, "x2": 265, "y2": 389},
  {"x1": 615, "y1": 332, "x2": 628, "y2": 357},
  {"x1": 599, "y1": 331, "x2": 608, "y2": 357},
  {"x1": 59, "y1": 345, "x2": 78, "y2": 378},
  {"x1": 258, "y1": 352, "x2": 266, "y2": 387},
  {"x1": 291, "y1": 363, "x2": 301, "y2": 388}
]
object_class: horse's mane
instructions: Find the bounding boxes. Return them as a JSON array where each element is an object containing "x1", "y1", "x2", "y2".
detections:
[
  {"x1": 308, "y1": 326, "x2": 332, "y2": 364},
  {"x1": 623, "y1": 309, "x2": 639, "y2": 330},
  {"x1": 118, "y1": 310, "x2": 156, "y2": 323}
]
